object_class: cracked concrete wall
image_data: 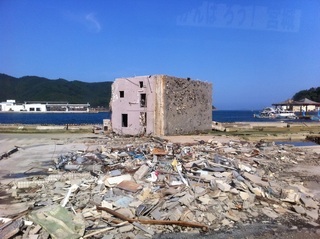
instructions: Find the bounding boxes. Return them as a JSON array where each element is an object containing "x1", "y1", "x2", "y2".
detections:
[
  {"x1": 159, "y1": 75, "x2": 212, "y2": 135},
  {"x1": 110, "y1": 75, "x2": 212, "y2": 136}
]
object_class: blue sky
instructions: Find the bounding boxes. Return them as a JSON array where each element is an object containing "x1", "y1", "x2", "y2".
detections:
[{"x1": 1, "y1": 0, "x2": 319, "y2": 110}]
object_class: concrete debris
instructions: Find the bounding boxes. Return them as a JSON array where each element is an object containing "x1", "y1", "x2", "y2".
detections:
[
  {"x1": 281, "y1": 189, "x2": 301, "y2": 203},
  {"x1": 301, "y1": 194, "x2": 319, "y2": 209},
  {"x1": 293, "y1": 205, "x2": 306, "y2": 215},
  {"x1": 1, "y1": 135, "x2": 320, "y2": 238},
  {"x1": 305, "y1": 209, "x2": 319, "y2": 220},
  {"x1": 261, "y1": 208, "x2": 279, "y2": 219},
  {"x1": 0, "y1": 218, "x2": 23, "y2": 239}
]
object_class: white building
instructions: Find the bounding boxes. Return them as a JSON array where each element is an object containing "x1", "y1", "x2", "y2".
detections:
[
  {"x1": 0, "y1": 100, "x2": 26, "y2": 111},
  {"x1": 0, "y1": 100, "x2": 90, "y2": 112}
]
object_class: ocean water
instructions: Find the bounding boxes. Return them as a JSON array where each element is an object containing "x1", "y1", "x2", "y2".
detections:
[
  {"x1": 0, "y1": 112, "x2": 111, "y2": 125},
  {"x1": 275, "y1": 141, "x2": 318, "y2": 147},
  {"x1": 0, "y1": 110, "x2": 307, "y2": 125},
  {"x1": 214, "y1": 110, "x2": 262, "y2": 122}
]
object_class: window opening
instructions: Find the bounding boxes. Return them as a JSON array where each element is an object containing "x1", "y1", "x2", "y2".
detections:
[
  {"x1": 140, "y1": 112, "x2": 147, "y2": 126},
  {"x1": 140, "y1": 93, "x2": 146, "y2": 107},
  {"x1": 139, "y1": 81, "x2": 144, "y2": 88},
  {"x1": 122, "y1": 114, "x2": 128, "y2": 127},
  {"x1": 120, "y1": 91, "x2": 124, "y2": 98}
]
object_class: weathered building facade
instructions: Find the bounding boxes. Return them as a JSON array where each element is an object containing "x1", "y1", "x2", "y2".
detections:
[{"x1": 110, "y1": 75, "x2": 212, "y2": 136}]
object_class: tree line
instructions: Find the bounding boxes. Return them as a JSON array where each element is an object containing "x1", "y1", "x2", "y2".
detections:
[
  {"x1": 0, "y1": 73, "x2": 112, "y2": 108},
  {"x1": 292, "y1": 87, "x2": 320, "y2": 102}
]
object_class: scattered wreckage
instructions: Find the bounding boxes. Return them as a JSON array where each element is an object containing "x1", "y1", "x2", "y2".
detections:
[{"x1": 0, "y1": 135, "x2": 319, "y2": 239}]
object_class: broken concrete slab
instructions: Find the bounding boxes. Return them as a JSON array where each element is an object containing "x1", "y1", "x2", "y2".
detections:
[
  {"x1": 133, "y1": 164, "x2": 149, "y2": 181},
  {"x1": 224, "y1": 210, "x2": 240, "y2": 222},
  {"x1": 305, "y1": 208, "x2": 319, "y2": 220},
  {"x1": 261, "y1": 208, "x2": 279, "y2": 219},
  {"x1": 243, "y1": 172, "x2": 269, "y2": 187},
  {"x1": 0, "y1": 202, "x2": 31, "y2": 217},
  {"x1": 300, "y1": 194, "x2": 319, "y2": 209},
  {"x1": 281, "y1": 189, "x2": 301, "y2": 203},
  {"x1": 216, "y1": 180, "x2": 231, "y2": 192},
  {"x1": 239, "y1": 191, "x2": 250, "y2": 201},
  {"x1": 105, "y1": 174, "x2": 133, "y2": 186},
  {"x1": 119, "y1": 223, "x2": 134, "y2": 233},
  {"x1": 292, "y1": 205, "x2": 306, "y2": 215}
]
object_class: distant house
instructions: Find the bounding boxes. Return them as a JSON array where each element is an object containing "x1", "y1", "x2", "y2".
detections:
[
  {"x1": 272, "y1": 98, "x2": 320, "y2": 112},
  {"x1": 110, "y1": 75, "x2": 212, "y2": 136}
]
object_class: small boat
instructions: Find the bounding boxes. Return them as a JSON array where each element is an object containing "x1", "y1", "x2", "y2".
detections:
[
  {"x1": 254, "y1": 107, "x2": 298, "y2": 119},
  {"x1": 254, "y1": 107, "x2": 276, "y2": 118}
]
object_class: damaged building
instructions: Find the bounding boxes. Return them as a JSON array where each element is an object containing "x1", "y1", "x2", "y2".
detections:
[{"x1": 110, "y1": 75, "x2": 212, "y2": 136}]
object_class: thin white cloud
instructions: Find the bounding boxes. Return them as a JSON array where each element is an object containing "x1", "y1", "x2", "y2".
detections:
[
  {"x1": 63, "y1": 11, "x2": 102, "y2": 33},
  {"x1": 85, "y1": 13, "x2": 101, "y2": 33}
]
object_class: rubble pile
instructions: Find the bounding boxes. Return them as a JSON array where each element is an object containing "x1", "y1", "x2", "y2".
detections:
[{"x1": 0, "y1": 136, "x2": 319, "y2": 239}]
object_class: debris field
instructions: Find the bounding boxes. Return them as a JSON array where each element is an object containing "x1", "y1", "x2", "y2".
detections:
[{"x1": 0, "y1": 135, "x2": 320, "y2": 239}]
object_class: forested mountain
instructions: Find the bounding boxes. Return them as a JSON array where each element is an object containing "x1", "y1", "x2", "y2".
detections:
[
  {"x1": 292, "y1": 87, "x2": 320, "y2": 102},
  {"x1": 0, "y1": 73, "x2": 112, "y2": 108},
  {"x1": 1, "y1": 73, "x2": 318, "y2": 109}
]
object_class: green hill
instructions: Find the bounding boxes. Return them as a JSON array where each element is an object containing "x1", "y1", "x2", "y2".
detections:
[
  {"x1": 0, "y1": 73, "x2": 112, "y2": 108},
  {"x1": 292, "y1": 87, "x2": 320, "y2": 102}
]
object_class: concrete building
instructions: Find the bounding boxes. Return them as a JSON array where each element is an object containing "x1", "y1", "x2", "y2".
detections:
[
  {"x1": 0, "y1": 100, "x2": 90, "y2": 112},
  {"x1": 272, "y1": 98, "x2": 320, "y2": 112},
  {"x1": 0, "y1": 100, "x2": 25, "y2": 111},
  {"x1": 110, "y1": 75, "x2": 212, "y2": 136}
]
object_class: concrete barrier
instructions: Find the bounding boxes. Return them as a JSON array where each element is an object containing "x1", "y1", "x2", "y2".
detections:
[{"x1": 36, "y1": 126, "x2": 65, "y2": 130}]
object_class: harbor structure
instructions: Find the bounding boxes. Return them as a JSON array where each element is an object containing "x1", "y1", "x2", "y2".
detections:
[
  {"x1": 110, "y1": 75, "x2": 212, "y2": 136},
  {"x1": 0, "y1": 100, "x2": 90, "y2": 112},
  {"x1": 272, "y1": 98, "x2": 320, "y2": 113}
]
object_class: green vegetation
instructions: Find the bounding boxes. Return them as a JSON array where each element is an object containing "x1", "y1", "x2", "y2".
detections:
[
  {"x1": 1, "y1": 73, "x2": 318, "y2": 109},
  {"x1": 292, "y1": 87, "x2": 320, "y2": 102},
  {"x1": 0, "y1": 73, "x2": 112, "y2": 108}
]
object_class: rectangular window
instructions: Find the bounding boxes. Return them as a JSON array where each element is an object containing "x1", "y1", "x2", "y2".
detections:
[
  {"x1": 140, "y1": 93, "x2": 146, "y2": 107},
  {"x1": 139, "y1": 81, "x2": 144, "y2": 88},
  {"x1": 120, "y1": 91, "x2": 124, "y2": 98},
  {"x1": 122, "y1": 114, "x2": 128, "y2": 127},
  {"x1": 36, "y1": 108, "x2": 41, "y2": 111},
  {"x1": 30, "y1": 108, "x2": 35, "y2": 111},
  {"x1": 140, "y1": 112, "x2": 147, "y2": 126}
]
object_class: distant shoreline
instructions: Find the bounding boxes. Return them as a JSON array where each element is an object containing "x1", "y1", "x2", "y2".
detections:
[{"x1": 0, "y1": 111, "x2": 107, "y2": 114}]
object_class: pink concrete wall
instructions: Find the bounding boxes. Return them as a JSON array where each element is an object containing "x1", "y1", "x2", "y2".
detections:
[{"x1": 111, "y1": 76, "x2": 156, "y2": 135}]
